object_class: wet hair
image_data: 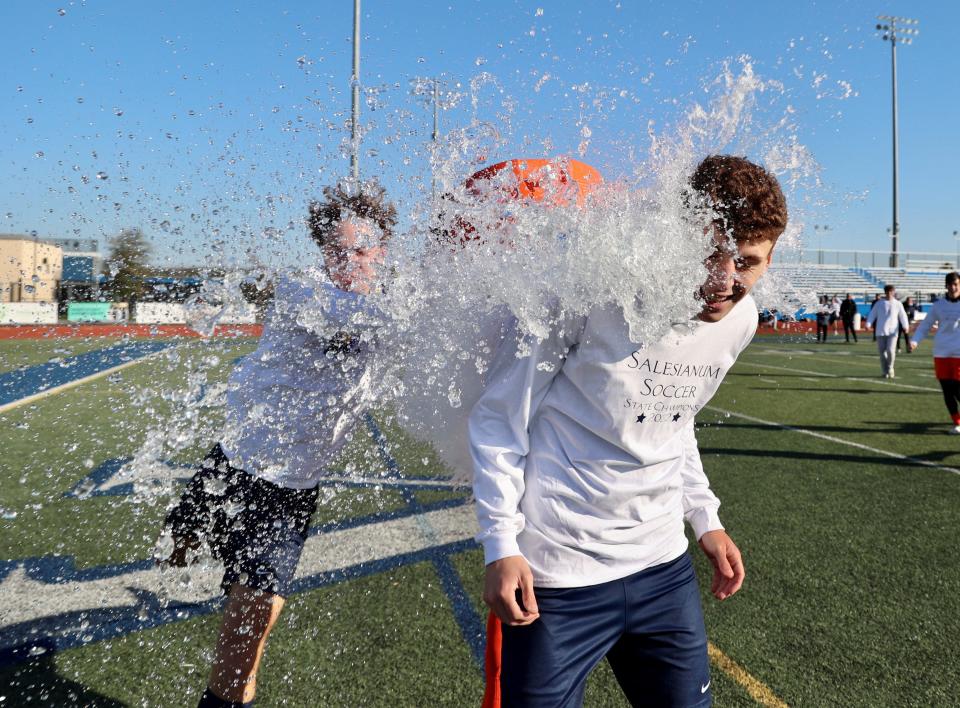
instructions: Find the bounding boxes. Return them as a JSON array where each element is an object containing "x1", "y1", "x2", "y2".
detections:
[
  {"x1": 689, "y1": 155, "x2": 788, "y2": 243},
  {"x1": 946, "y1": 271, "x2": 960, "y2": 287},
  {"x1": 884, "y1": 284, "x2": 896, "y2": 294},
  {"x1": 307, "y1": 179, "x2": 398, "y2": 247}
]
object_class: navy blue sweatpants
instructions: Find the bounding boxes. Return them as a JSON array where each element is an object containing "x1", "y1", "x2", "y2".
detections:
[{"x1": 500, "y1": 553, "x2": 711, "y2": 708}]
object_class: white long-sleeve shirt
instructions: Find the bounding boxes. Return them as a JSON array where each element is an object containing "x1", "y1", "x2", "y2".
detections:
[
  {"x1": 469, "y1": 294, "x2": 757, "y2": 588},
  {"x1": 220, "y1": 275, "x2": 386, "y2": 489},
  {"x1": 911, "y1": 296, "x2": 960, "y2": 358},
  {"x1": 867, "y1": 297, "x2": 909, "y2": 337}
]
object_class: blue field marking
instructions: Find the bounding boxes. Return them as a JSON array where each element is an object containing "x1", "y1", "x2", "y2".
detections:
[
  {"x1": 363, "y1": 412, "x2": 404, "y2": 476},
  {"x1": 0, "y1": 537, "x2": 479, "y2": 668},
  {"x1": 1, "y1": 411, "x2": 482, "y2": 671},
  {"x1": 63, "y1": 457, "x2": 194, "y2": 499},
  {"x1": 63, "y1": 455, "x2": 468, "y2": 500},
  {"x1": 0, "y1": 340, "x2": 177, "y2": 407},
  {"x1": 365, "y1": 413, "x2": 487, "y2": 668},
  {"x1": 0, "y1": 496, "x2": 472, "y2": 588}
]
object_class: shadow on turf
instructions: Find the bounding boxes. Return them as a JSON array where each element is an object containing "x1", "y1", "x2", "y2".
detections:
[
  {"x1": 748, "y1": 386, "x2": 916, "y2": 395},
  {"x1": 704, "y1": 420, "x2": 954, "y2": 438},
  {"x1": 0, "y1": 641, "x2": 124, "y2": 706},
  {"x1": 699, "y1": 446, "x2": 960, "y2": 468}
]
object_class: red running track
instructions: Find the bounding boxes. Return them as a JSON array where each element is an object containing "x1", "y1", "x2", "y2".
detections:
[{"x1": 0, "y1": 324, "x2": 263, "y2": 339}]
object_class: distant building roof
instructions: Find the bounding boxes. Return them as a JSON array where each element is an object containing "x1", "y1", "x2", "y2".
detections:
[
  {"x1": 48, "y1": 237, "x2": 101, "y2": 254},
  {"x1": 0, "y1": 233, "x2": 62, "y2": 248}
]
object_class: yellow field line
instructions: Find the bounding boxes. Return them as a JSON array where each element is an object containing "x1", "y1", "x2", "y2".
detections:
[
  {"x1": 708, "y1": 642, "x2": 789, "y2": 707},
  {"x1": 0, "y1": 350, "x2": 170, "y2": 416}
]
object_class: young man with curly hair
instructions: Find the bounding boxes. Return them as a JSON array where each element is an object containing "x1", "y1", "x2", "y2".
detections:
[
  {"x1": 159, "y1": 181, "x2": 397, "y2": 708},
  {"x1": 473, "y1": 155, "x2": 787, "y2": 707}
]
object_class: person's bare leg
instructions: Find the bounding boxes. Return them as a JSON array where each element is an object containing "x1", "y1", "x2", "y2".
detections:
[{"x1": 207, "y1": 584, "x2": 285, "y2": 704}]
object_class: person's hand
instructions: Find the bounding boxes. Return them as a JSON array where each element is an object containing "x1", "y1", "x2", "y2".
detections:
[
  {"x1": 908, "y1": 341, "x2": 918, "y2": 352},
  {"x1": 698, "y1": 530, "x2": 744, "y2": 600},
  {"x1": 483, "y1": 555, "x2": 540, "y2": 625}
]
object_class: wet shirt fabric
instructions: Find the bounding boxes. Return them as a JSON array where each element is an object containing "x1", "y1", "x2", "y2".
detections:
[
  {"x1": 470, "y1": 295, "x2": 757, "y2": 588},
  {"x1": 220, "y1": 275, "x2": 385, "y2": 489},
  {"x1": 911, "y1": 297, "x2": 960, "y2": 358}
]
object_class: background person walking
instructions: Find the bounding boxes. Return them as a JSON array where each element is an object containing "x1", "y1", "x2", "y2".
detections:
[
  {"x1": 867, "y1": 284, "x2": 909, "y2": 378},
  {"x1": 840, "y1": 293, "x2": 858, "y2": 343}
]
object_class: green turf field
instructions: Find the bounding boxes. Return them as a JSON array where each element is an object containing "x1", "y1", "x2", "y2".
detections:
[{"x1": 1, "y1": 334, "x2": 958, "y2": 707}]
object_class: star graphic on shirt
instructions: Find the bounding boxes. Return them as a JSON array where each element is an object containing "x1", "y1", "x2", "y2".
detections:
[
  {"x1": 636, "y1": 414, "x2": 646, "y2": 423},
  {"x1": 672, "y1": 413, "x2": 682, "y2": 422}
]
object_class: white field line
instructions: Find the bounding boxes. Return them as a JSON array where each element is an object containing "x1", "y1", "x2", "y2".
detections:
[
  {"x1": 0, "y1": 503, "x2": 477, "y2": 631},
  {"x1": 0, "y1": 348, "x2": 175, "y2": 416},
  {"x1": 319, "y1": 475, "x2": 469, "y2": 490},
  {"x1": 706, "y1": 405, "x2": 960, "y2": 477},
  {"x1": 735, "y1": 360, "x2": 941, "y2": 393}
]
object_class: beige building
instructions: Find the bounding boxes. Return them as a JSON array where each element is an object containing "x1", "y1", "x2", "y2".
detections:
[{"x1": 0, "y1": 234, "x2": 63, "y2": 303}]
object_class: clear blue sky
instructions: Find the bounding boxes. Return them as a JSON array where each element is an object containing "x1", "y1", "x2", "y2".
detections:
[{"x1": 3, "y1": 0, "x2": 958, "y2": 267}]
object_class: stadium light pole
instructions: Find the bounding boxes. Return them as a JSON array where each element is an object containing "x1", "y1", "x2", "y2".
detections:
[
  {"x1": 876, "y1": 15, "x2": 919, "y2": 269},
  {"x1": 350, "y1": 0, "x2": 361, "y2": 181},
  {"x1": 813, "y1": 224, "x2": 830, "y2": 265},
  {"x1": 411, "y1": 77, "x2": 446, "y2": 202}
]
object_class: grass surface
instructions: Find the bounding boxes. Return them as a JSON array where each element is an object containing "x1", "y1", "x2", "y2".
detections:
[{"x1": 2, "y1": 334, "x2": 959, "y2": 706}]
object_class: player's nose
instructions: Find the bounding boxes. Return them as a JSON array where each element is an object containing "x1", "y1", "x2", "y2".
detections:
[{"x1": 708, "y1": 254, "x2": 736, "y2": 288}]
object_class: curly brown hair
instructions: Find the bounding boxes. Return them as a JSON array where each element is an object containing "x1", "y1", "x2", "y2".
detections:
[
  {"x1": 307, "y1": 180, "x2": 398, "y2": 247},
  {"x1": 689, "y1": 155, "x2": 788, "y2": 243}
]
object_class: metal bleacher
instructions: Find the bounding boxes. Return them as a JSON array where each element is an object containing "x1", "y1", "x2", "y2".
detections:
[
  {"x1": 862, "y1": 267, "x2": 951, "y2": 299},
  {"x1": 767, "y1": 264, "x2": 875, "y2": 297}
]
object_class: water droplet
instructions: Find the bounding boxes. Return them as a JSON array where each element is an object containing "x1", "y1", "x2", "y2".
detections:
[
  {"x1": 0, "y1": 507, "x2": 17, "y2": 521},
  {"x1": 76, "y1": 97, "x2": 84, "y2": 104},
  {"x1": 535, "y1": 7, "x2": 544, "y2": 16},
  {"x1": 475, "y1": 56, "x2": 487, "y2": 66},
  {"x1": 57, "y1": 8, "x2": 66, "y2": 16},
  {"x1": 114, "y1": 107, "x2": 124, "y2": 116},
  {"x1": 34, "y1": 151, "x2": 44, "y2": 158},
  {"x1": 96, "y1": 171, "x2": 108, "y2": 180},
  {"x1": 74, "y1": 478, "x2": 96, "y2": 499}
]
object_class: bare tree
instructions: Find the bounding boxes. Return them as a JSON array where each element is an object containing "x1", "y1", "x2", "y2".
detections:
[{"x1": 104, "y1": 227, "x2": 151, "y2": 302}]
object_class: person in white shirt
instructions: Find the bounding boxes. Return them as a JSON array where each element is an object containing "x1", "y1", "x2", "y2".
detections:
[
  {"x1": 473, "y1": 155, "x2": 788, "y2": 708},
  {"x1": 830, "y1": 294, "x2": 841, "y2": 334},
  {"x1": 866, "y1": 284, "x2": 910, "y2": 378},
  {"x1": 910, "y1": 272, "x2": 960, "y2": 433},
  {"x1": 159, "y1": 181, "x2": 396, "y2": 708}
]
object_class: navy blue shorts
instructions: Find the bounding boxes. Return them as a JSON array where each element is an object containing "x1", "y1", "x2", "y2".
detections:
[
  {"x1": 163, "y1": 444, "x2": 319, "y2": 598},
  {"x1": 500, "y1": 553, "x2": 711, "y2": 708}
]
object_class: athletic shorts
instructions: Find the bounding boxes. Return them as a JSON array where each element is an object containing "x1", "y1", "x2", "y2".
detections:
[
  {"x1": 163, "y1": 444, "x2": 319, "y2": 598},
  {"x1": 934, "y1": 357, "x2": 960, "y2": 380},
  {"x1": 485, "y1": 553, "x2": 711, "y2": 708}
]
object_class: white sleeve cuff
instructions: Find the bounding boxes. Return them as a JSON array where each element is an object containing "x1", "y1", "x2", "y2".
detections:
[
  {"x1": 686, "y1": 507, "x2": 724, "y2": 540},
  {"x1": 481, "y1": 533, "x2": 523, "y2": 565}
]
